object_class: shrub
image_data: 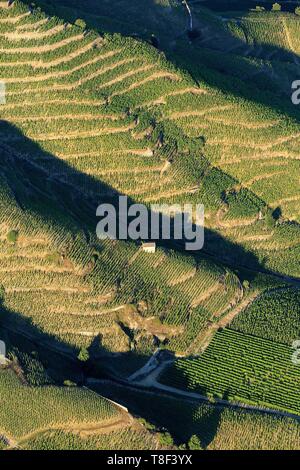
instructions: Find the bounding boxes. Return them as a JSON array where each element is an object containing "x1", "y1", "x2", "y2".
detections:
[
  {"x1": 63, "y1": 380, "x2": 77, "y2": 387},
  {"x1": 272, "y1": 3, "x2": 281, "y2": 11},
  {"x1": 178, "y1": 443, "x2": 187, "y2": 450},
  {"x1": 75, "y1": 18, "x2": 86, "y2": 30},
  {"x1": 188, "y1": 434, "x2": 202, "y2": 450},
  {"x1": 295, "y1": 7, "x2": 300, "y2": 15},
  {"x1": 264, "y1": 210, "x2": 276, "y2": 228},
  {"x1": 158, "y1": 432, "x2": 174, "y2": 447},
  {"x1": 7, "y1": 230, "x2": 19, "y2": 244},
  {"x1": 138, "y1": 418, "x2": 156, "y2": 431},
  {"x1": 77, "y1": 348, "x2": 89, "y2": 362}
]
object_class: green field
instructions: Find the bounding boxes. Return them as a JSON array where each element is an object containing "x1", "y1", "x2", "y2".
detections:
[
  {"x1": 0, "y1": 367, "x2": 117, "y2": 439},
  {"x1": 159, "y1": 328, "x2": 300, "y2": 414},
  {"x1": 93, "y1": 382, "x2": 300, "y2": 450},
  {"x1": 231, "y1": 287, "x2": 300, "y2": 344}
]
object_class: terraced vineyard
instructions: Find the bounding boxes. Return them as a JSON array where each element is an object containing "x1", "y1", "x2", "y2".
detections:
[
  {"x1": 0, "y1": 366, "x2": 117, "y2": 442},
  {"x1": 0, "y1": 361, "x2": 167, "y2": 450},
  {"x1": 22, "y1": 427, "x2": 161, "y2": 451},
  {"x1": 231, "y1": 287, "x2": 300, "y2": 344},
  {"x1": 0, "y1": 0, "x2": 252, "y2": 368},
  {"x1": 0, "y1": 0, "x2": 299, "y2": 451}
]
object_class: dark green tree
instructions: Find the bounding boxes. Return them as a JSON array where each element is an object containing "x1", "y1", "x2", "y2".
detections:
[
  {"x1": 77, "y1": 348, "x2": 89, "y2": 362},
  {"x1": 188, "y1": 434, "x2": 202, "y2": 450}
]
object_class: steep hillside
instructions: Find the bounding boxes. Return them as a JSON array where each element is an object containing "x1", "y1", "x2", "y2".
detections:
[
  {"x1": 16, "y1": 0, "x2": 300, "y2": 274},
  {"x1": 0, "y1": 0, "x2": 298, "y2": 380},
  {"x1": 0, "y1": 358, "x2": 163, "y2": 451},
  {"x1": 0, "y1": 358, "x2": 126, "y2": 449}
]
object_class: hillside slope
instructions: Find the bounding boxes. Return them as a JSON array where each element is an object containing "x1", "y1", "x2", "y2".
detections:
[{"x1": 0, "y1": 0, "x2": 298, "y2": 378}]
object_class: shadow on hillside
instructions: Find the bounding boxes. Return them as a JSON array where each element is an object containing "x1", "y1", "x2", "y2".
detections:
[
  {"x1": 90, "y1": 380, "x2": 224, "y2": 448},
  {"x1": 170, "y1": 40, "x2": 300, "y2": 118},
  {"x1": 22, "y1": 0, "x2": 190, "y2": 47},
  {"x1": 0, "y1": 120, "x2": 266, "y2": 272},
  {"x1": 0, "y1": 120, "x2": 294, "y2": 444},
  {"x1": 0, "y1": 120, "x2": 267, "y2": 371}
]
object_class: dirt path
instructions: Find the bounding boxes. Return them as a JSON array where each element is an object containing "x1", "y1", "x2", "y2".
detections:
[
  {"x1": 9, "y1": 112, "x2": 122, "y2": 123},
  {"x1": 0, "y1": 265, "x2": 74, "y2": 274},
  {"x1": 186, "y1": 290, "x2": 259, "y2": 355},
  {"x1": 16, "y1": 412, "x2": 133, "y2": 447},
  {"x1": 217, "y1": 216, "x2": 258, "y2": 229},
  {"x1": 58, "y1": 148, "x2": 153, "y2": 160},
  {"x1": 206, "y1": 116, "x2": 280, "y2": 130},
  {"x1": 6, "y1": 57, "x2": 140, "y2": 95},
  {"x1": 209, "y1": 132, "x2": 300, "y2": 150},
  {"x1": 5, "y1": 286, "x2": 90, "y2": 294},
  {"x1": 16, "y1": 18, "x2": 48, "y2": 31},
  {"x1": 2, "y1": 98, "x2": 106, "y2": 110},
  {"x1": 97, "y1": 64, "x2": 156, "y2": 91},
  {"x1": 168, "y1": 267, "x2": 196, "y2": 287},
  {"x1": 0, "y1": 39, "x2": 102, "y2": 68},
  {"x1": 144, "y1": 186, "x2": 199, "y2": 202},
  {"x1": 26, "y1": 123, "x2": 135, "y2": 142},
  {"x1": 243, "y1": 170, "x2": 286, "y2": 188},
  {"x1": 190, "y1": 283, "x2": 220, "y2": 308},
  {"x1": 111, "y1": 71, "x2": 180, "y2": 98},
  {"x1": 273, "y1": 194, "x2": 300, "y2": 205},
  {"x1": 236, "y1": 233, "x2": 273, "y2": 242},
  {"x1": 1, "y1": 48, "x2": 122, "y2": 83},
  {"x1": 169, "y1": 105, "x2": 234, "y2": 120},
  {"x1": 221, "y1": 151, "x2": 300, "y2": 165},
  {"x1": 2, "y1": 24, "x2": 66, "y2": 41},
  {"x1": 0, "y1": 12, "x2": 30, "y2": 24},
  {"x1": 49, "y1": 304, "x2": 126, "y2": 317},
  {"x1": 0, "y1": 33, "x2": 84, "y2": 54}
]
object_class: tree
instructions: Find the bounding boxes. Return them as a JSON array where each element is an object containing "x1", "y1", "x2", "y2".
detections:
[
  {"x1": 295, "y1": 7, "x2": 300, "y2": 16},
  {"x1": 158, "y1": 432, "x2": 174, "y2": 447},
  {"x1": 75, "y1": 18, "x2": 86, "y2": 30},
  {"x1": 138, "y1": 418, "x2": 156, "y2": 431},
  {"x1": 63, "y1": 380, "x2": 76, "y2": 387},
  {"x1": 188, "y1": 434, "x2": 202, "y2": 450},
  {"x1": 178, "y1": 443, "x2": 187, "y2": 450},
  {"x1": 7, "y1": 230, "x2": 19, "y2": 244},
  {"x1": 264, "y1": 210, "x2": 276, "y2": 228},
  {"x1": 77, "y1": 347, "x2": 89, "y2": 362},
  {"x1": 272, "y1": 3, "x2": 281, "y2": 11}
]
